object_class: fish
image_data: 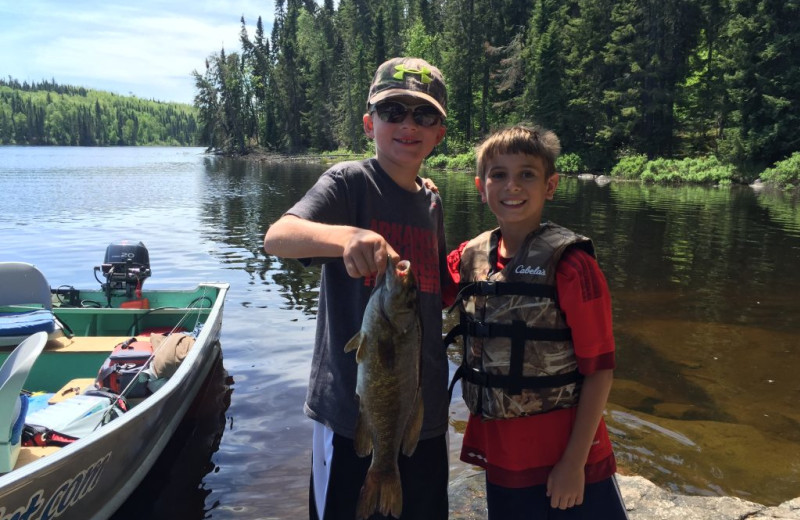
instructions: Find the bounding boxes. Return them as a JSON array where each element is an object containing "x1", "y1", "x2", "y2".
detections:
[{"x1": 344, "y1": 258, "x2": 424, "y2": 519}]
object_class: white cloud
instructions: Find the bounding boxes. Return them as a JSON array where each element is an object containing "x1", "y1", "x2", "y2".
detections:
[{"x1": 0, "y1": 1, "x2": 274, "y2": 104}]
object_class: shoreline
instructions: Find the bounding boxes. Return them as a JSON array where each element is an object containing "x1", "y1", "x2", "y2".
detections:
[
  {"x1": 446, "y1": 417, "x2": 800, "y2": 519},
  {"x1": 215, "y1": 148, "x2": 796, "y2": 192},
  {"x1": 448, "y1": 472, "x2": 800, "y2": 519}
]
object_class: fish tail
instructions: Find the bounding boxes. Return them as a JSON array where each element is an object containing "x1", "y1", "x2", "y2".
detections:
[{"x1": 356, "y1": 468, "x2": 402, "y2": 519}]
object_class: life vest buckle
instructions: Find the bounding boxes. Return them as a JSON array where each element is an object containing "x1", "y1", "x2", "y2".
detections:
[
  {"x1": 475, "y1": 281, "x2": 498, "y2": 296},
  {"x1": 473, "y1": 321, "x2": 491, "y2": 337}
]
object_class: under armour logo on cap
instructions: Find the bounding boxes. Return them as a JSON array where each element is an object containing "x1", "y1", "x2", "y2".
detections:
[{"x1": 392, "y1": 64, "x2": 434, "y2": 84}]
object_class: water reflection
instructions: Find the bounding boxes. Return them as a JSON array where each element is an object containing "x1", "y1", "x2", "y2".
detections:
[
  {"x1": 200, "y1": 156, "x2": 323, "y2": 315},
  {"x1": 754, "y1": 188, "x2": 800, "y2": 239},
  {"x1": 111, "y1": 354, "x2": 232, "y2": 519}
]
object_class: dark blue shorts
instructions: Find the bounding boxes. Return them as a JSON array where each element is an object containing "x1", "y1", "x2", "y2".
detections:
[
  {"x1": 310, "y1": 430, "x2": 449, "y2": 520},
  {"x1": 486, "y1": 476, "x2": 629, "y2": 520}
]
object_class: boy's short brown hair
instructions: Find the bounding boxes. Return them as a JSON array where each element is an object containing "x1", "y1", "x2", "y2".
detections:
[{"x1": 476, "y1": 125, "x2": 561, "y2": 181}]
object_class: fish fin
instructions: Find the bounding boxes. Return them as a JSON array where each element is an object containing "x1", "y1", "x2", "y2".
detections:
[
  {"x1": 353, "y1": 408, "x2": 372, "y2": 457},
  {"x1": 344, "y1": 333, "x2": 366, "y2": 362},
  {"x1": 357, "y1": 468, "x2": 403, "y2": 520},
  {"x1": 344, "y1": 333, "x2": 361, "y2": 353},
  {"x1": 401, "y1": 389, "x2": 424, "y2": 456}
]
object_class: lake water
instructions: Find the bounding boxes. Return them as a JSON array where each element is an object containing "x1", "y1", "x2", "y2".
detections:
[{"x1": 1, "y1": 146, "x2": 799, "y2": 516}]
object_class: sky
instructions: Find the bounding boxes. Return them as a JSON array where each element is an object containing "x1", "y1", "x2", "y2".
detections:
[{"x1": 0, "y1": 1, "x2": 275, "y2": 105}]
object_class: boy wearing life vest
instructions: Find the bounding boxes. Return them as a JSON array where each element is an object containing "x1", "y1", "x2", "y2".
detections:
[
  {"x1": 264, "y1": 57, "x2": 450, "y2": 519},
  {"x1": 444, "y1": 125, "x2": 628, "y2": 519}
]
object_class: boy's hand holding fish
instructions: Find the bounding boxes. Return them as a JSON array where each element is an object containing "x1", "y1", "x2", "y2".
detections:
[{"x1": 342, "y1": 228, "x2": 399, "y2": 279}]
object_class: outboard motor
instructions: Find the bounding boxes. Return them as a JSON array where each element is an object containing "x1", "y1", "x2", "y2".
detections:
[{"x1": 95, "y1": 240, "x2": 152, "y2": 303}]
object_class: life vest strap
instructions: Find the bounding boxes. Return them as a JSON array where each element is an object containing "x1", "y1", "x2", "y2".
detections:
[
  {"x1": 442, "y1": 324, "x2": 463, "y2": 348},
  {"x1": 463, "y1": 318, "x2": 572, "y2": 342},
  {"x1": 509, "y1": 320, "x2": 526, "y2": 394},
  {"x1": 458, "y1": 281, "x2": 557, "y2": 298},
  {"x1": 461, "y1": 366, "x2": 582, "y2": 391}
]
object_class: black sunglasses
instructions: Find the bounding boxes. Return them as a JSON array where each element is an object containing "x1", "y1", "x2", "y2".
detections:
[{"x1": 371, "y1": 101, "x2": 443, "y2": 128}]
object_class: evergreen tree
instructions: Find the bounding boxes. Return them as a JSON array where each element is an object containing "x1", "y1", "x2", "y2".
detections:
[
  {"x1": 716, "y1": 0, "x2": 800, "y2": 170},
  {"x1": 522, "y1": 0, "x2": 568, "y2": 132},
  {"x1": 383, "y1": 0, "x2": 405, "y2": 58},
  {"x1": 332, "y1": 0, "x2": 374, "y2": 152},
  {"x1": 297, "y1": 5, "x2": 337, "y2": 150},
  {"x1": 252, "y1": 16, "x2": 272, "y2": 144},
  {"x1": 272, "y1": 0, "x2": 307, "y2": 152},
  {"x1": 238, "y1": 16, "x2": 260, "y2": 148},
  {"x1": 193, "y1": 57, "x2": 222, "y2": 148},
  {"x1": 558, "y1": 0, "x2": 619, "y2": 168},
  {"x1": 440, "y1": 0, "x2": 479, "y2": 149}
]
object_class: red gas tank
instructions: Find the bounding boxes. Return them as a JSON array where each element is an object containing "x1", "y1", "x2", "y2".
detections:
[{"x1": 95, "y1": 337, "x2": 154, "y2": 397}]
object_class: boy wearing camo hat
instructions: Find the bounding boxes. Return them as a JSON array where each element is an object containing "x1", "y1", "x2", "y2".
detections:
[{"x1": 264, "y1": 57, "x2": 450, "y2": 519}]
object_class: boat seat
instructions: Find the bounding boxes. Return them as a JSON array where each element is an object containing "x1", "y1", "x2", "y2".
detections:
[
  {"x1": 0, "y1": 262, "x2": 64, "y2": 347},
  {"x1": 0, "y1": 331, "x2": 48, "y2": 473},
  {"x1": 14, "y1": 446, "x2": 61, "y2": 470}
]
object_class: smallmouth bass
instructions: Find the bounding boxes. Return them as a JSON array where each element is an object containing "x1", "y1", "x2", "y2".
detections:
[{"x1": 344, "y1": 259, "x2": 424, "y2": 519}]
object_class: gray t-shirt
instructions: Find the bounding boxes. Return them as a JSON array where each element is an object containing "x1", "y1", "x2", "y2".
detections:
[{"x1": 286, "y1": 158, "x2": 450, "y2": 439}]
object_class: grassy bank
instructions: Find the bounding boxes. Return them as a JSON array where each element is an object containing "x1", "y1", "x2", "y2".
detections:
[{"x1": 423, "y1": 150, "x2": 798, "y2": 190}]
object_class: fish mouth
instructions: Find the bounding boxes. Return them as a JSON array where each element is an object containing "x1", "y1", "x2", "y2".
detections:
[{"x1": 396, "y1": 260, "x2": 411, "y2": 276}]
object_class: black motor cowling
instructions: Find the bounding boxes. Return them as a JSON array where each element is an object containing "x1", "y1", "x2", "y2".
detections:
[{"x1": 96, "y1": 240, "x2": 152, "y2": 297}]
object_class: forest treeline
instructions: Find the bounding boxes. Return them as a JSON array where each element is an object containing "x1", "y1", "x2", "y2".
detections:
[
  {"x1": 194, "y1": 0, "x2": 799, "y2": 177},
  {"x1": 0, "y1": 78, "x2": 200, "y2": 146}
]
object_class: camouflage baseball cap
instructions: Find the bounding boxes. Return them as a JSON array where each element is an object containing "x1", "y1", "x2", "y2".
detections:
[{"x1": 367, "y1": 57, "x2": 447, "y2": 118}]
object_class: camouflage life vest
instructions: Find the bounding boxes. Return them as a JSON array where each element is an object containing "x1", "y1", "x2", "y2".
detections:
[{"x1": 448, "y1": 222, "x2": 595, "y2": 420}]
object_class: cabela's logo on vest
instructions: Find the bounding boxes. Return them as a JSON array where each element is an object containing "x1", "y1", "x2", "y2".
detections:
[{"x1": 515, "y1": 264, "x2": 546, "y2": 276}]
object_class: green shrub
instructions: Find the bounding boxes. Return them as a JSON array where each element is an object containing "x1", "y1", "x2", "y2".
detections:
[
  {"x1": 613, "y1": 155, "x2": 735, "y2": 185},
  {"x1": 425, "y1": 154, "x2": 449, "y2": 169},
  {"x1": 449, "y1": 150, "x2": 477, "y2": 171},
  {"x1": 424, "y1": 149, "x2": 475, "y2": 171},
  {"x1": 639, "y1": 156, "x2": 735, "y2": 185},
  {"x1": 556, "y1": 153, "x2": 586, "y2": 174},
  {"x1": 760, "y1": 152, "x2": 800, "y2": 189},
  {"x1": 611, "y1": 154, "x2": 649, "y2": 179}
]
